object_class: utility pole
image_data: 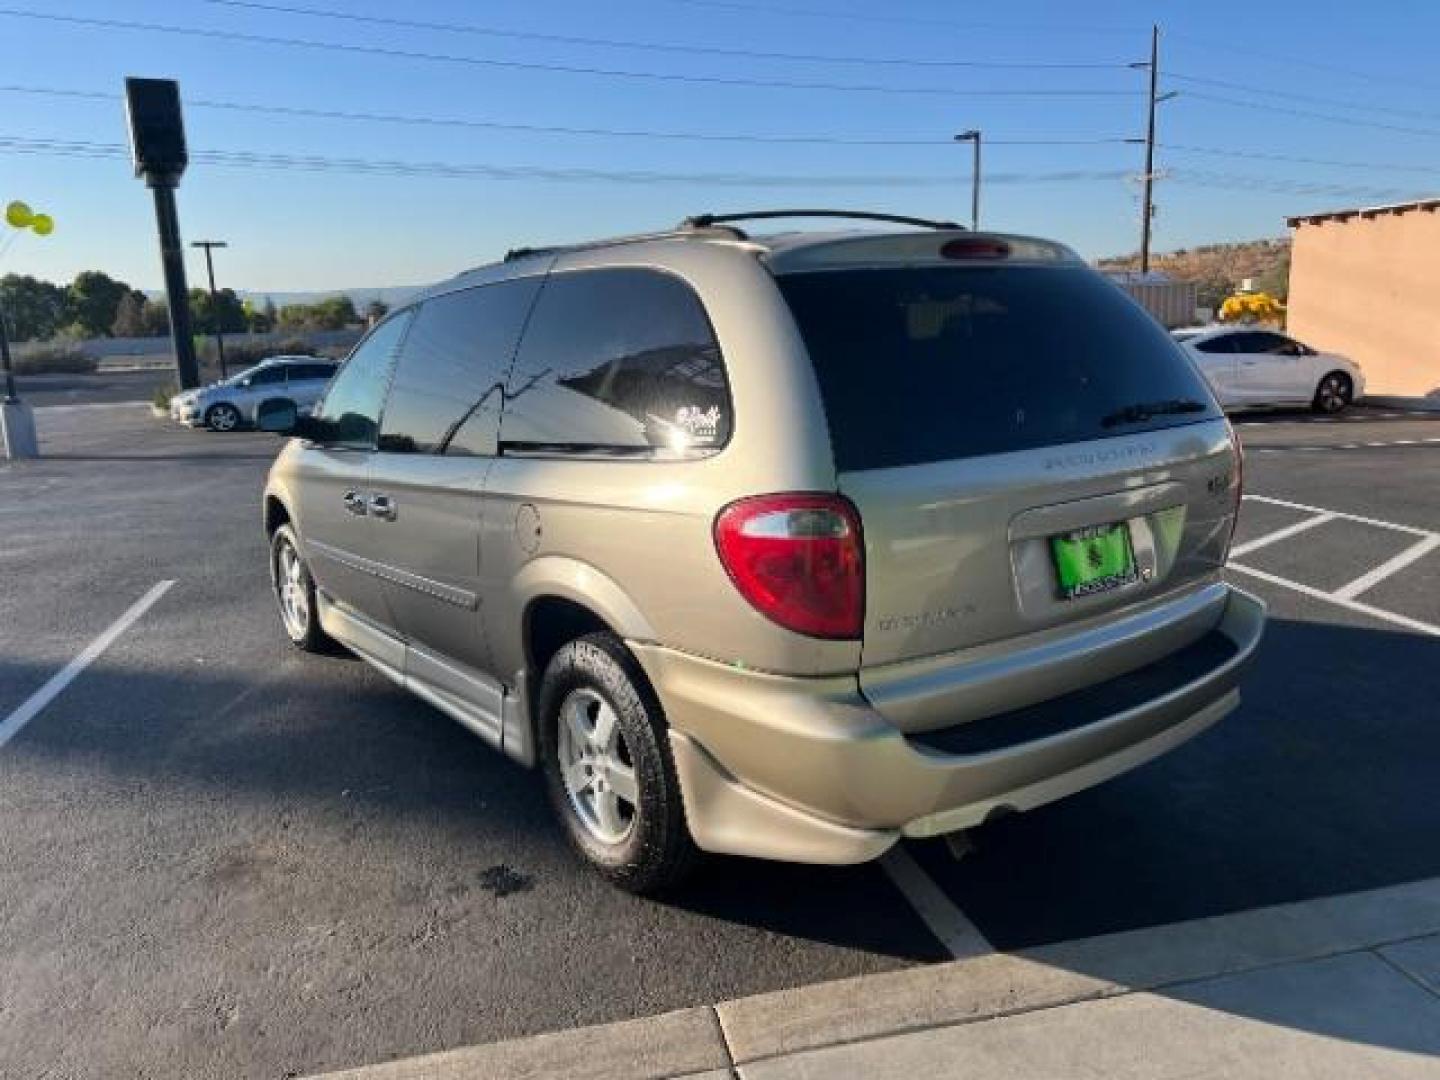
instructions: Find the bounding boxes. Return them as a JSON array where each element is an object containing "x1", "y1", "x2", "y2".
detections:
[
  {"x1": 192, "y1": 239, "x2": 229, "y2": 379},
  {"x1": 955, "y1": 129, "x2": 982, "y2": 230},
  {"x1": 1140, "y1": 26, "x2": 1160, "y2": 272},
  {"x1": 1132, "y1": 25, "x2": 1176, "y2": 273}
]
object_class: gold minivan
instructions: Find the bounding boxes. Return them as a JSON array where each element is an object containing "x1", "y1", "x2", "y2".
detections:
[{"x1": 260, "y1": 211, "x2": 1265, "y2": 893}]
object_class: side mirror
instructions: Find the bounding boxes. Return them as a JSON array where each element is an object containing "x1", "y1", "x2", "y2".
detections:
[{"x1": 256, "y1": 397, "x2": 299, "y2": 434}]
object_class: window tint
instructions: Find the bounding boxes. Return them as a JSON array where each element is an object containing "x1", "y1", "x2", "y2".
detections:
[
  {"x1": 501, "y1": 268, "x2": 730, "y2": 456},
  {"x1": 1250, "y1": 332, "x2": 1297, "y2": 354},
  {"x1": 248, "y1": 365, "x2": 286, "y2": 386},
  {"x1": 1194, "y1": 335, "x2": 1235, "y2": 354},
  {"x1": 313, "y1": 312, "x2": 412, "y2": 449},
  {"x1": 777, "y1": 265, "x2": 1221, "y2": 471},
  {"x1": 378, "y1": 279, "x2": 540, "y2": 455},
  {"x1": 291, "y1": 362, "x2": 336, "y2": 381}
]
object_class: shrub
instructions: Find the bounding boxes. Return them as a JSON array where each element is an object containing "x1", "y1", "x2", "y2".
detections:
[
  {"x1": 12, "y1": 344, "x2": 98, "y2": 375},
  {"x1": 152, "y1": 381, "x2": 177, "y2": 409},
  {"x1": 197, "y1": 337, "x2": 320, "y2": 367}
]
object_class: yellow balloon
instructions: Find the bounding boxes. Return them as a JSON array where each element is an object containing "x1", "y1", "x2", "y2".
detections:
[
  {"x1": 4, "y1": 200, "x2": 32, "y2": 228},
  {"x1": 30, "y1": 213, "x2": 53, "y2": 236}
]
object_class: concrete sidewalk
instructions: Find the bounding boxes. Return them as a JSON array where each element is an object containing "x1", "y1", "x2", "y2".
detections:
[{"x1": 314, "y1": 878, "x2": 1440, "y2": 1079}]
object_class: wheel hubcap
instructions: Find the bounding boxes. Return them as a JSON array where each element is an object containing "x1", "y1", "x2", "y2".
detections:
[
  {"x1": 1321, "y1": 377, "x2": 1348, "y2": 412},
  {"x1": 213, "y1": 408, "x2": 236, "y2": 430},
  {"x1": 276, "y1": 542, "x2": 309, "y2": 639},
  {"x1": 557, "y1": 688, "x2": 638, "y2": 845}
]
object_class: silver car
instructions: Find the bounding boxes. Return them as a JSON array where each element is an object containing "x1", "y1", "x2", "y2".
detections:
[
  {"x1": 172, "y1": 355, "x2": 338, "y2": 431},
  {"x1": 258, "y1": 212, "x2": 1265, "y2": 893}
]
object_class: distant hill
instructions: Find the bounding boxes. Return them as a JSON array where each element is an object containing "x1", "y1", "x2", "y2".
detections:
[{"x1": 1098, "y1": 238, "x2": 1292, "y2": 308}]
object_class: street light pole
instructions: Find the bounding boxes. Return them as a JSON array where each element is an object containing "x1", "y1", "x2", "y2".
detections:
[
  {"x1": 192, "y1": 239, "x2": 229, "y2": 379},
  {"x1": 955, "y1": 130, "x2": 981, "y2": 231}
]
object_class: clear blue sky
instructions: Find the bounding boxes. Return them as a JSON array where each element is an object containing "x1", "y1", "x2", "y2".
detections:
[{"x1": 2, "y1": 0, "x2": 1437, "y2": 292}]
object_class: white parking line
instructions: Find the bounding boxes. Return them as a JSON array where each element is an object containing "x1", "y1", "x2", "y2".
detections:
[
  {"x1": 1244, "y1": 494, "x2": 1434, "y2": 538},
  {"x1": 1231, "y1": 495, "x2": 1440, "y2": 637},
  {"x1": 1333, "y1": 535, "x2": 1440, "y2": 601},
  {"x1": 1228, "y1": 563, "x2": 1440, "y2": 637},
  {"x1": 880, "y1": 847, "x2": 993, "y2": 959},
  {"x1": 1252, "y1": 437, "x2": 1440, "y2": 453},
  {"x1": 0, "y1": 580, "x2": 174, "y2": 750},
  {"x1": 1229, "y1": 513, "x2": 1336, "y2": 558}
]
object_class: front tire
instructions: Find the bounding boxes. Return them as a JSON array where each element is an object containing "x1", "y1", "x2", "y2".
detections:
[
  {"x1": 538, "y1": 632, "x2": 697, "y2": 894},
  {"x1": 206, "y1": 402, "x2": 242, "y2": 432},
  {"x1": 269, "y1": 524, "x2": 333, "y2": 653},
  {"x1": 1312, "y1": 371, "x2": 1353, "y2": 414}
]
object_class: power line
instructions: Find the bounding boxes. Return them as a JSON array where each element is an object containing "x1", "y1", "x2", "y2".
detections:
[
  {"x1": 0, "y1": 84, "x2": 1132, "y2": 148},
  {"x1": 1159, "y1": 143, "x2": 1440, "y2": 177},
  {"x1": 647, "y1": 0, "x2": 1142, "y2": 35},
  {"x1": 199, "y1": 0, "x2": 1134, "y2": 70},
  {"x1": 0, "y1": 134, "x2": 1135, "y2": 186},
  {"x1": 1169, "y1": 168, "x2": 1424, "y2": 203},
  {"x1": 1176, "y1": 90, "x2": 1440, "y2": 140},
  {"x1": 1167, "y1": 31, "x2": 1440, "y2": 95},
  {"x1": 0, "y1": 8, "x2": 1141, "y2": 99},
  {"x1": 1167, "y1": 72, "x2": 1440, "y2": 123}
]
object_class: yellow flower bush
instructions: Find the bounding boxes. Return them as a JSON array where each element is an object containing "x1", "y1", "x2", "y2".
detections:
[{"x1": 1219, "y1": 291, "x2": 1285, "y2": 324}]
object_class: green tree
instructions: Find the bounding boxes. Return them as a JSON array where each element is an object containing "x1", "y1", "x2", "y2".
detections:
[
  {"x1": 67, "y1": 271, "x2": 134, "y2": 337},
  {"x1": 278, "y1": 294, "x2": 358, "y2": 331},
  {"x1": 189, "y1": 287, "x2": 247, "y2": 334},
  {"x1": 141, "y1": 299, "x2": 171, "y2": 336},
  {"x1": 0, "y1": 273, "x2": 68, "y2": 341},
  {"x1": 110, "y1": 290, "x2": 150, "y2": 337}
]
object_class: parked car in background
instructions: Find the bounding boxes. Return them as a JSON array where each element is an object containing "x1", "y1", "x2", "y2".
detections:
[
  {"x1": 171, "y1": 356, "x2": 339, "y2": 431},
  {"x1": 1171, "y1": 326, "x2": 1364, "y2": 413},
  {"x1": 258, "y1": 211, "x2": 1263, "y2": 893}
]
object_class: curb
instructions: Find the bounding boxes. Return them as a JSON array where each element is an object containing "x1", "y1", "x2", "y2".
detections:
[{"x1": 307, "y1": 876, "x2": 1440, "y2": 1079}]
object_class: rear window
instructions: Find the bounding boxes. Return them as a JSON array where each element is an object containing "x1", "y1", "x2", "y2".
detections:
[{"x1": 778, "y1": 266, "x2": 1221, "y2": 471}]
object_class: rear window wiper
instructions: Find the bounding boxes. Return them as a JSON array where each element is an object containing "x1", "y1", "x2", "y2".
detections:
[{"x1": 1101, "y1": 398, "x2": 1208, "y2": 428}]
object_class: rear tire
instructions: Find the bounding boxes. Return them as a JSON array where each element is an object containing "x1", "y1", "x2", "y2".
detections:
[
  {"x1": 270, "y1": 524, "x2": 334, "y2": 653},
  {"x1": 538, "y1": 632, "x2": 697, "y2": 894},
  {"x1": 1312, "y1": 371, "x2": 1353, "y2": 414},
  {"x1": 206, "y1": 402, "x2": 242, "y2": 432}
]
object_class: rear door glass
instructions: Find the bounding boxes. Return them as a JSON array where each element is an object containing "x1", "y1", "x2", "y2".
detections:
[
  {"x1": 500, "y1": 267, "x2": 730, "y2": 456},
  {"x1": 777, "y1": 266, "x2": 1221, "y2": 471}
]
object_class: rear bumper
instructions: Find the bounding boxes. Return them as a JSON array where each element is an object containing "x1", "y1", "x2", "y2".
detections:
[{"x1": 634, "y1": 585, "x2": 1265, "y2": 864}]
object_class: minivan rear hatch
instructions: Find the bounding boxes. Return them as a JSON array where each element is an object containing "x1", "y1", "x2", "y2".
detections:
[{"x1": 774, "y1": 240, "x2": 1237, "y2": 693}]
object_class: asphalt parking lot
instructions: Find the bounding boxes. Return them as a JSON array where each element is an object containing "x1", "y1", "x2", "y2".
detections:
[{"x1": 2, "y1": 399, "x2": 1438, "y2": 1079}]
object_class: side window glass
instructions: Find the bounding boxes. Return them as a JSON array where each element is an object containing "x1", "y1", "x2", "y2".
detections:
[
  {"x1": 378, "y1": 278, "x2": 541, "y2": 455},
  {"x1": 501, "y1": 268, "x2": 730, "y2": 457},
  {"x1": 1195, "y1": 336, "x2": 1233, "y2": 354},
  {"x1": 250, "y1": 366, "x2": 286, "y2": 386},
  {"x1": 314, "y1": 312, "x2": 412, "y2": 450}
]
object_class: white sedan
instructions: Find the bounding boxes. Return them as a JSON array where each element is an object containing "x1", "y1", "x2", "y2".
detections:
[{"x1": 1172, "y1": 327, "x2": 1365, "y2": 414}]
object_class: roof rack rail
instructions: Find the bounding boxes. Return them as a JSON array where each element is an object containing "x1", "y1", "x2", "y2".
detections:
[
  {"x1": 503, "y1": 222, "x2": 747, "y2": 263},
  {"x1": 681, "y1": 209, "x2": 964, "y2": 231}
]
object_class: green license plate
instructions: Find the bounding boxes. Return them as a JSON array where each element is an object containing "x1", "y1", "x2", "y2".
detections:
[{"x1": 1050, "y1": 523, "x2": 1138, "y2": 599}]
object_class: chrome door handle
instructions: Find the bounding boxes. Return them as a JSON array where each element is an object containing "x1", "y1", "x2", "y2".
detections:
[
  {"x1": 369, "y1": 493, "x2": 397, "y2": 521},
  {"x1": 342, "y1": 489, "x2": 368, "y2": 516}
]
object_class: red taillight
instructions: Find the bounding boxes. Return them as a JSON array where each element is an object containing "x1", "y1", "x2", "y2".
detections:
[
  {"x1": 941, "y1": 237, "x2": 1010, "y2": 260},
  {"x1": 714, "y1": 494, "x2": 864, "y2": 639}
]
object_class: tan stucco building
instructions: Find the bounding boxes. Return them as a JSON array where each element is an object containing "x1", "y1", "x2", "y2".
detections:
[{"x1": 1287, "y1": 197, "x2": 1440, "y2": 398}]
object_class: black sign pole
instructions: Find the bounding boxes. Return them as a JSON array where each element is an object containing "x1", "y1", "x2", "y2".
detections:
[
  {"x1": 125, "y1": 77, "x2": 200, "y2": 391},
  {"x1": 150, "y1": 182, "x2": 200, "y2": 390}
]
